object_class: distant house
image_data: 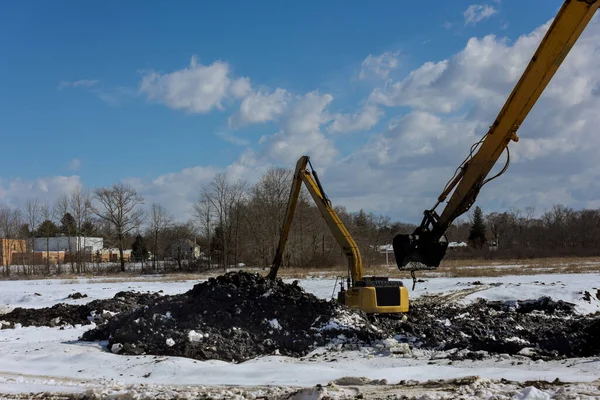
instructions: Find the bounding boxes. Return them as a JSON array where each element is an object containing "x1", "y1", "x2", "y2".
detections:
[
  {"x1": 0, "y1": 239, "x2": 27, "y2": 266},
  {"x1": 167, "y1": 239, "x2": 202, "y2": 260},
  {"x1": 448, "y1": 241, "x2": 468, "y2": 249},
  {"x1": 91, "y1": 248, "x2": 132, "y2": 263},
  {"x1": 33, "y1": 236, "x2": 104, "y2": 253}
]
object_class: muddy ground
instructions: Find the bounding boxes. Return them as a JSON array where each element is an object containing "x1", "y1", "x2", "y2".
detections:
[{"x1": 1, "y1": 271, "x2": 599, "y2": 363}]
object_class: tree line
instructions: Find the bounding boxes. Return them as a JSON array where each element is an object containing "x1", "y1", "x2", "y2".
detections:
[{"x1": 1, "y1": 166, "x2": 600, "y2": 276}]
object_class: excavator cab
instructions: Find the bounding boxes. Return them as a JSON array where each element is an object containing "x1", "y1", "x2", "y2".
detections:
[{"x1": 392, "y1": 229, "x2": 448, "y2": 271}]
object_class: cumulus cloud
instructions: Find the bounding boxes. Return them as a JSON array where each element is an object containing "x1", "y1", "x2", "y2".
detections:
[
  {"x1": 36, "y1": 16, "x2": 600, "y2": 224},
  {"x1": 229, "y1": 88, "x2": 290, "y2": 126},
  {"x1": 369, "y1": 21, "x2": 555, "y2": 114},
  {"x1": 464, "y1": 4, "x2": 498, "y2": 25},
  {"x1": 329, "y1": 105, "x2": 383, "y2": 133},
  {"x1": 325, "y1": 16, "x2": 600, "y2": 221},
  {"x1": 359, "y1": 51, "x2": 400, "y2": 80},
  {"x1": 124, "y1": 165, "x2": 219, "y2": 221},
  {"x1": 256, "y1": 91, "x2": 338, "y2": 164},
  {"x1": 139, "y1": 56, "x2": 250, "y2": 113},
  {"x1": 0, "y1": 176, "x2": 82, "y2": 209}
]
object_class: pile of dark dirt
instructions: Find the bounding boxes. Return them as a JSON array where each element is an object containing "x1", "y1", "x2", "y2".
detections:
[
  {"x1": 371, "y1": 296, "x2": 600, "y2": 360},
  {"x1": 0, "y1": 291, "x2": 161, "y2": 329},
  {"x1": 67, "y1": 292, "x2": 88, "y2": 300},
  {"x1": 2, "y1": 271, "x2": 598, "y2": 363},
  {"x1": 81, "y1": 271, "x2": 381, "y2": 362}
]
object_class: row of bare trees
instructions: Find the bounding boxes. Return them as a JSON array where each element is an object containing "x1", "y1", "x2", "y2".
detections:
[
  {"x1": 192, "y1": 167, "x2": 416, "y2": 271},
  {"x1": 3, "y1": 165, "x2": 600, "y2": 276}
]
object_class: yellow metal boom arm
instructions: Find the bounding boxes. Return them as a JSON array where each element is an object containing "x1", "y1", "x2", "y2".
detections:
[
  {"x1": 267, "y1": 156, "x2": 363, "y2": 283},
  {"x1": 434, "y1": 0, "x2": 599, "y2": 234},
  {"x1": 394, "y1": 0, "x2": 600, "y2": 271}
]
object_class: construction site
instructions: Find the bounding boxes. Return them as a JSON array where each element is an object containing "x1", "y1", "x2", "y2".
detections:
[{"x1": 2, "y1": 0, "x2": 600, "y2": 398}]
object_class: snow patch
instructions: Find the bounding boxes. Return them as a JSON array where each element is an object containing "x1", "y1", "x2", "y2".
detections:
[
  {"x1": 188, "y1": 330, "x2": 207, "y2": 343},
  {"x1": 269, "y1": 318, "x2": 282, "y2": 330},
  {"x1": 111, "y1": 343, "x2": 123, "y2": 354},
  {"x1": 165, "y1": 338, "x2": 175, "y2": 347},
  {"x1": 512, "y1": 386, "x2": 551, "y2": 400}
]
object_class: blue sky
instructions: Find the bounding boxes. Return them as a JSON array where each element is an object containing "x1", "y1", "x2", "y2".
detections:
[{"x1": 3, "y1": 0, "x2": 598, "y2": 222}]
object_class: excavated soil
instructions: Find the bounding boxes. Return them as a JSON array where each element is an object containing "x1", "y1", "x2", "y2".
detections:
[
  {"x1": 0, "y1": 291, "x2": 161, "y2": 329},
  {"x1": 1, "y1": 271, "x2": 599, "y2": 363},
  {"x1": 81, "y1": 272, "x2": 376, "y2": 362},
  {"x1": 371, "y1": 296, "x2": 600, "y2": 360}
]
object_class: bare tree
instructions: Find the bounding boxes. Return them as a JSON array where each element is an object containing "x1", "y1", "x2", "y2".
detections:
[
  {"x1": 69, "y1": 185, "x2": 92, "y2": 272},
  {"x1": 92, "y1": 183, "x2": 145, "y2": 272},
  {"x1": 486, "y1": 212, "x2": 509, "y2": 249},
  {"x1": 39, "y1": 201, "x2": 56, "y2": 274},
  {"x1": 164, "y1": 222, "x2": 196, "y2": 270},
  {"x1": 24, "y1": 198, "x2": 42, "y2": 273},
  {"x1": 197, "y1": 173, "x2": 246, "y2": 270},
  {"x1": 193, "y1": 197, "x2": 213, "y2": 268},
  {"x1": 54, "y1": 195, "x2": 75, "y2": 273},
  {"x1": 148, "y1": 203, "x2": 173, "y2": 270}
]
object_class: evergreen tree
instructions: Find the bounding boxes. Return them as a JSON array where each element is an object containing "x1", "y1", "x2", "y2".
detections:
[
  {"x1": 60, "y1": 213, "x2": 76, "y2": 235},
  {"x1": 468, "y1": 206, "x2": 487, "y2": 248},
  {"x1": 131, "y1": 234, "x2": 149, "y2": 261},
  {"x1": 80, "y1": 219, "x2": 96, "y2": 236},
  {"x1": 36, "y1": 220, "x2": 59, "y2": 237}
]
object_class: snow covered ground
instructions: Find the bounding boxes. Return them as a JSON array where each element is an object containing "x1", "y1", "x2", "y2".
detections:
[{"x1": 0, "y1": 272, "x2": 599, "y2": 398}]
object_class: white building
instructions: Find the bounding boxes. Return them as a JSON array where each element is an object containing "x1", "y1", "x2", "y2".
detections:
[{"x1": 33, "y1": 236, "x2": 104, "y2": 253}]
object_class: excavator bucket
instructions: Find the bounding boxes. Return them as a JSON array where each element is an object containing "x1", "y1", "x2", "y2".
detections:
[{"x1": 392, "y1": 232, "x2": 448, "y2": 271}]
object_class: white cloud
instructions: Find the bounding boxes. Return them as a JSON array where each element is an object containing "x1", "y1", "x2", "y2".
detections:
[
  {"x1": 58, "y1": 79, "x2": 136, "y2": 106},
  {"x1": 139, "y1": 56, "x2": 245, "y2": 113},
  {"x1": 254, "y1": 91, "x2": 338, "y2": 165},
  {"x1": 58, "y1": 80, "x2": 98, "y2": 91},
  {"x1": 320, "y1": 16, "x2": 600, "y2": 221},
  {"x1": 0, "y1": 176, "x2": 82, "y2": 209},
  {"x1": 230, "y1": 77, "x2": 252, "y2": 99},
  {"x1": 124, "y1": 165, "x2": 219, "y2": 221},
  {"x1": 68, "y1": 158, "x2": 81, "y2": 171},
  {"x1": 359, "y1": 51, "x2": 399, "y2": 80},
  {"x1": 216, "y1": 131, "x2": 250, "y2": 146},
  {"x1": 229, "y1": 88, "x2": 290, "y2": 126},
  {"x1": 329, "y1": 105, "x2": 382, "y2": 133},
  {"x1": 464, "y1": 4, "x2": 498, "y2": 25},
  {"x1": 369, "y1": 21, "x2": 556, "y2": 114},
  {"x1": 31, "y1": 16, "x2": 600, "y2": 225}
]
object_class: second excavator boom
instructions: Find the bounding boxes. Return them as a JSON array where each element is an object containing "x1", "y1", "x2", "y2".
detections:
[{"x1": 394, "y1": 0, "x2": 599, "y2": 272}]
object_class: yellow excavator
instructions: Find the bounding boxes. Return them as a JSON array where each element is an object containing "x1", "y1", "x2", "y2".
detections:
[
  {"x1": 268, "y1": 0, "x2": 598, "y2": 314},
  {"x1": 394, "y1": 0, "x2": 599, "y2": 275},
  {"x1": 267, "y1": 156, "x2": 409, "y2": 313}
]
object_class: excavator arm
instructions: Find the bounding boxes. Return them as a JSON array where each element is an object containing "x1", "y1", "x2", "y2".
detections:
[
  {"x1": 394, "y1": 0, "x2": 599, "y2": 271},
  {"x1": 267, "y1": 156, "x2": 363, "y2": 283},
  {"x1": 268, "y1": 156, "x2": 409, "y2": 313}
]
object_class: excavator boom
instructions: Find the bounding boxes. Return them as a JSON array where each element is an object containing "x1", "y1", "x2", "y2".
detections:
[
  {"x1": 394, "y1": 0, "x2": 599, "y2": 271},
  {"x1": 268, "y1": 156, "x2": 408, "y2": 313},
  {"x1": 267, "y1": 156, "x2": 363, "y2": 283}
]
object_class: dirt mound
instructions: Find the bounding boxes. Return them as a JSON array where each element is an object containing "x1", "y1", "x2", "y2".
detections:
[
  {"x1": 81, "y1": 271, "x2": 378, "y2": 362},
  {"x1": 67, "y1": 292, "x2": 88, "y2": 300},
  {"x1": 2, "y1": 271, "x2": 598, "y2": 363},
  {"x1": 371, "y1": 296, "x2": 599, "y2": 360},
  {"x1": 0, "y1": 291, "x2": 161, "y2": 329}
]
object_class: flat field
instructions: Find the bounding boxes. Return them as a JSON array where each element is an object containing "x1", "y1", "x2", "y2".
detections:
[{"x1": 0, "y1": 259, "x2": 599, "y2": 399}]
